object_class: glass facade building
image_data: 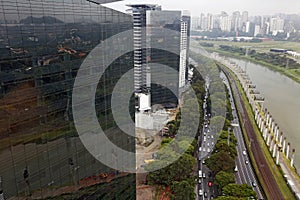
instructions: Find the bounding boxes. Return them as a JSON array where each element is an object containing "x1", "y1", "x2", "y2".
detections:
[
  {"x1": 147, "y1": 10, "x2": 182, "y2": 107},
  {"x1": 0, "y1": 0, "x2": 135, "y2": 199}
]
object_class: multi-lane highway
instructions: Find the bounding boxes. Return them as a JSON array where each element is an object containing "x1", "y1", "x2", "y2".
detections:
[
  {"x1": 220, "y1": 72, "x2": 264, "y2": 200},
  {"x1": 196, "y1": 72, "x2": 264, "y2": 200},
  {"x1": 220, "y1": 63, "x2": 284, "y2": 200},
  {"x1": 197, "y1": 77, "x2": 217, "y2": 200}
]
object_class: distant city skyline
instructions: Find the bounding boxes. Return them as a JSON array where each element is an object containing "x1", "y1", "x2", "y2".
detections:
[{"x1": 105, "y1": 0, "x2": 300, "y2": 16}]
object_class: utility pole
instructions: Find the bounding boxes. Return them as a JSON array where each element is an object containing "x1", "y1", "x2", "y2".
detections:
[{"x1": 227, "y1": 127, "x2": 231, "y2": 146}]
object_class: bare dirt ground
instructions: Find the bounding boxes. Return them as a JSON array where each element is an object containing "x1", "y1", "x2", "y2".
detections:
[{"x1": 136, "y1": 128, "x2": 163, "y2": 200}]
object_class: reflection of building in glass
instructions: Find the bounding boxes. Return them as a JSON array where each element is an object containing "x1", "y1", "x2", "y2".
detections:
[
  {"x1": 0, "y1": 0, "x2": 135, "y2": 199},
  {"x1": 128, "y1": 4, "x2": 190, "y2": 110}
]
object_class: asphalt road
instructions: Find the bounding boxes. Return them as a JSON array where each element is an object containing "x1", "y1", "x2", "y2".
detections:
[
  {"x1": 220, "y1": 72, "x2": 264, "y2": 200},
  {"x1": 197, "y1": 78, "x2": 218, "y2": 200},
  {"x1": 220, "y1": 65, "x2": 284, "y2": 200}
]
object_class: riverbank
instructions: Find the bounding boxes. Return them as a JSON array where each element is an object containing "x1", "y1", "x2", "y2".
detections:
[
  {"x1": 218, "y1": 62, "x2": 296, "y2": 200},
  {"x1": 202, "y1": 44, "x2": 300, "y2": 84}
]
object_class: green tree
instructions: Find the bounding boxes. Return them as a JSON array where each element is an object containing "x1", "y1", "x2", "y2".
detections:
[
  {"x1": 222, "y1": 184, "x2": 257, "y2": 198},
  {"x1": 214, "y1": 171, "x2": 235, "y2": 190},
  {"x1": 146, "y1": 153, "x2": 195, "y2": 185},
  {"x1": 205, "y1": 150, "x2": 235, "y2": 174},
  {"x1": 171, "y1": 181, "x2": 196, "y2": 200},
  {"x1": 213, "y1": 140, "x2": 237, "y2": 159}
]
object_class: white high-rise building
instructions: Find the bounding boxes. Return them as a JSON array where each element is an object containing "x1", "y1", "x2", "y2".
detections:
[
  {"x1": 179, "y1": 21, "x2": 188, "y2": 88},
  {"x1": 207, "y1": 13, "x2": 214, "y2": 30},
  {"x1": 254, "y1": 25, "x2": 261, "y2": 36},
  {"x1": 220, "y1": 15, "x2": 231, "y2": 32},
  {"x1": 128, "y1": 4, "x2": 190, "y2": 110},
  {"x1": 270, "y1": 17, "x2": 284, "y2": 33},
  {"x1": 191, "y1": 16, "x2": 201, "y2": 30}
]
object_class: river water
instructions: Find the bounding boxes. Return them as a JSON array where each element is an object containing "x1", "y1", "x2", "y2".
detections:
[{"x1": 229, "y1": 57, "x2": 300, "y2": 172}]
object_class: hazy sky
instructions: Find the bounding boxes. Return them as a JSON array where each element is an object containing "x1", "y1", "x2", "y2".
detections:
[{"x1": 105, "y1": 0, "x2": 300, "y2": 16}]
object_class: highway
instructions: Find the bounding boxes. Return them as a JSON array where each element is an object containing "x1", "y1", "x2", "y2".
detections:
[
  {"x1": 220, "y1": 72, "x2": 264, "y2": 199},
  {"x1": 220, "y1": 64, "x2": 284, "y2": 200},
  {"x1": 197, "y1": 78, "x2": 217, "y2": 200},
  {"x1": 196, "y1": 72, "x2": 264, "y2": 200}
]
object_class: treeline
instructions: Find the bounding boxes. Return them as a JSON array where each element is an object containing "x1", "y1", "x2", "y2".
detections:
[
  {"x1": 219, "y1": 45, "x2": 300, "y2": 69},
  {"x1": 205, "y1": 82, "x2": 257, "y2": 199},
  {"x1": 145, "y1": 65, "x2": 206, "y2": 200}
]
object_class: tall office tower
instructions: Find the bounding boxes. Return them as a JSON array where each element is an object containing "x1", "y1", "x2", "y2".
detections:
[
  {"x1": 127, "y1": 4, "x2": 161, "y2": 111},
  {"x1": 128, "y1": 4, "x2": 161, "y2": 95},
  {"x1": 0, "y1": 0, "x2": 136, "y2": 199},
  {"x1": 146, "y1": 9, "x2": 182, "y2": 107},
  {"x1": 180, "y1": 11, "x2": 191, "y2": 89},
  {"x1": 129, "y1": 4, "x2": 189, "y2": 108}
]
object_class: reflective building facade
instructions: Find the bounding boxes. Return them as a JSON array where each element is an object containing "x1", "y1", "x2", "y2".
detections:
[{"x1": 0, "y1": 0, "x2": 135, "y2": 199}]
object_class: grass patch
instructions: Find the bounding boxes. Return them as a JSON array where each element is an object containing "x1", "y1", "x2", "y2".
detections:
[
  {"x1": 220, "y1": 64, "x2": 295, "y2": 200},
  {"x1": 203, "y1": 44, "x2": 300, "y2": 84}
]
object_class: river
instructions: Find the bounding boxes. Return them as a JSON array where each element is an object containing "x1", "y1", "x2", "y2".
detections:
[{"x1": 229, "y1": 57, "x2": 300, "y2": 172}]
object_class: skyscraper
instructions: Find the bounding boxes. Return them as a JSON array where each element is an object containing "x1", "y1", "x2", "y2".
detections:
[
  {"x1": 0, "y1": 0, "x2": 136, "y2": 199},
  {"x1": 128, "y1": 4, "x2": 190, "y2": 109}
]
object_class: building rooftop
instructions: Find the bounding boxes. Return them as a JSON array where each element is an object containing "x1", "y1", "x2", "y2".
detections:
[{"x1": 126, "y1": 4, "x2": 161, "y2": 10}]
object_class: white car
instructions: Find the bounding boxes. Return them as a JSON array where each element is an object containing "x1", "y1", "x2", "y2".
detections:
[
  {"x1": 203, "y1": 148, "x2": 206, "y2": 152},
  {"x1": 212, "y1": 141, "x2": 214, "y2": 145},
  {"x1": 243, "y1": 150, "x2": 247, "y2": 156},
  {"x1": 207, "y1": 142, "x2": 210, "y2": 147},
  {"x1": 199, "y1": 147, "x2": 202, "y2": 152},
  {"x1": 199, "y1": 170, "x2": 202, "y2": 177},
  {"x1": 199, "y1": 189, "x2": 203, "y2": 196},
  {"x1": 207, "y1": 148, "x2": 211, "y2": 152},
  {"x1": 204, "y1": 136, "x2": 207, "y2": 142}
]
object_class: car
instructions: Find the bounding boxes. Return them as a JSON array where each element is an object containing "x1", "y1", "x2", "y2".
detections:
[
  {"x1": 204, "y1": 132, "x2": 206, "y2": 136},
  {"x1": 199, "y1": 178, "x2": 202, "y2": 184},
  {"x1": 210, "y1": 195, "x2": 214, "y2": 199},
  {"x1": 207, "y1": 136, "x2": 210, "y2": 139},
  {"x1": 207, "y1": 129, "x2": 210, "y2": 133},
  {"x1": 212, "y1": 141, "x2": 214, "y2": 145},
  {"x1": 208, "y1": 180, "x2": 213, "y2": 187},
  {"x1": 234, "y1": 165, "x2": 238, "y2": 172},
  {"x1": 207, "y1": 148, "x2": 211, "y2": 152},
  {"x1": 204, "y1": 192, "x2": 208, "y2": 198},
  {"x1": 211, "y1": 135, "x2": 213, "y2": 138},
  {"x1": 252, "y1": 182, "x2": 257, "y2": 187},
  {"x1": 199, "y1": 189, "x2": 203, "y2": 196},
  {"x1": 205, "y1": 124, "x2": 208, "y2": 128},
  {"x1": 243, "y1": 150, "x2": 247, "y2": 155},
  {"x1": 204, "y1": 136, "x2": 207, "y2": 142},
  {"x1": 203, "y1": 148, "x2": 206, "y2": 152},
  {"x1": 245, "y1": 160, "x2": 249, "y2": 165},
  {"x1": 203, "y1": 172, "x2": 206, "y2": 178},
  {"x1": 202, "y1": 160, "x2": 205, "y2": 164},
  {"x1": 199, "y1": 147, "x2": 202, "y2": 152},
  {"x1": 207, "y1": 142, "x2": 210, "y2": 147},
  {"x1": 199, "y1": 170, "x2": 202, "y2": 177}
]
